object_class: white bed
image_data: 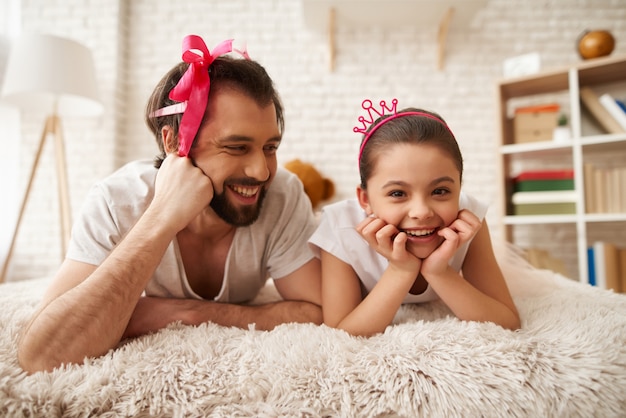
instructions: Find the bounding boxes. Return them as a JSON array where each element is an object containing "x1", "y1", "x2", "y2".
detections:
[{"x1": 1, "y1": 267, "x2": 625, "y2": 417}]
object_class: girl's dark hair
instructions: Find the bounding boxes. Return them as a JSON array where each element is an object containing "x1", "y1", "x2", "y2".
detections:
[
  {"x1": 145, "y1": 56, "x2": 284, "y2": 168},
  {"x1": 358, "y1": 108, "x2": 463, "y2": 188}
]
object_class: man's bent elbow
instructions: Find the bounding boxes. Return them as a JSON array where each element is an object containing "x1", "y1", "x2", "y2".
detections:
[
  {"x1": 17, "y1": 332, "x2": 85, "y2": 374},
  {"x1": 17, "y1": 343, "x2": 60, "y2": 374}
]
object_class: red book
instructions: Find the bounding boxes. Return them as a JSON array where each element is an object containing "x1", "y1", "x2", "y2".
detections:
[{"x1": 514, "y1": 169, "x2": 574, "y2": 181}]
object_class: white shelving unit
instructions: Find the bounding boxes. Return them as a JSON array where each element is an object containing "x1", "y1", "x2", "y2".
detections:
[{"x1": 496, "y1": 54, "x2": 626, "y2": 283}]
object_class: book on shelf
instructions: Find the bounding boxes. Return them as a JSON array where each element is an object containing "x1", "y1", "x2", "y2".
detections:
[
  {"x1": 608, "y1": 167, "x2": 621, "y2": 213},
  {"x1": 587, "y1": 246, "x2": 596, "y2": 287},
  {"x1": 620, "y1": 249, "x2": 626, "y2": 294},
  {"x1": 513, "y1": 169, "x2": 575, "y2": 192},
  {"x1": 514, "y1": 179, "x2": 574, "y2": 192},
  {"x1": 599, "y1": 93, "x2": 626, "y2": 131},
  {"x1": 511, "y1": 190, "x2": 577, "y2": 204},
  {"x1": 617, "y1": 167, "x2": 626, "y2": 214},
  {"x1": 583, "y1": 163, "x2": 626, "y2": 214},
  {"x1": 587, "y1": 242, "x2": 626, "y2": 293},
  {"x1": 579, "y1": 87, "x2": 626, "y2": 134},
  {"x1": 593, "y1": 242, "x2": 606, "y2": 289},
  {"x1": 604, "y1": 242, "x2": 620, "y2": 292},
  {"x1": 594, "y1": 167, "x2": 606, "y2": 213},
  {"x1": 590, "y1": 241, "x2": 621, "y2": 292},
  {"x1": 514, "y1": 169, "x2": 574, "y2": 181},
  {"x1": 511, "y1": 189, "x2": 577, "y2": 215},
  {"x1": 583, "y1": 163, "x2": 595, "y2": 214},
  {"x1": 513, "y1": 202, "x2": 576, "y2": 215},
  {"x1": 616, "y1": 99, "x2": 626, "y2": 113}
]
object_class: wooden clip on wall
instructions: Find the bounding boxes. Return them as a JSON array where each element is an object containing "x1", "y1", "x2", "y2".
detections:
[{"x1": 303, "y1": 0, "x2": 486, "y2": 72}]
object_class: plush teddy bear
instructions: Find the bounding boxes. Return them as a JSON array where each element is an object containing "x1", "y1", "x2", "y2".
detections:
[{"x1": 284, "y1": 159, "x2": 335, "y2": 209}]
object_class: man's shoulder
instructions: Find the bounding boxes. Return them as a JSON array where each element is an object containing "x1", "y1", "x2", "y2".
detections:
[
  {"x1": 93, "y1": 159, "x2": 157, "y2": 207},
  {"x1": 264, "y1": 167, "x2": 305, "y2": 205},
  {"x1": 252, "y1": 167, "x2": 312, "y2": 228},
  {"x1": 269, "y1": 166, "x2": 300, "y2": 190},
  {"x1": 103, "y1": 159, "x2": 157, "y2": 182}
]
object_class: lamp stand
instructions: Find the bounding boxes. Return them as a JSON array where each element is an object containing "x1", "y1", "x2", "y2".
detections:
[{"x1": 0, "y1": 115, "x2": 71, "y2": 283}]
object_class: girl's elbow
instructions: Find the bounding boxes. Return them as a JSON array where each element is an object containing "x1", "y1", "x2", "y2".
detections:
[
  {"x1": 499, "y1": 313, "x2": 521, "y2": 331},
  {"x1": 323, "y1": 318, "x2": 381, "y2": 337},
  {"x1": 322, "y1": 316, "x2": 340, "y2": 329},
  {"x1": 508, "y1": 316, "x2": 522, "y2": 331}
]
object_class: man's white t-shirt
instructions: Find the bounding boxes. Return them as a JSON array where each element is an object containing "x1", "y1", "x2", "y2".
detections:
[
  {"x1": 67, "y1": 160, "x2": 317, "y2": 303},
  {"x1": 308, "y1": 192, "x2": 488, "y2": 304}
]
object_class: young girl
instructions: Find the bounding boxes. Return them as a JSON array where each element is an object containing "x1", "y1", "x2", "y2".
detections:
[{"x1": 309, "y1": 99, "x2": 521, "y2": 336}]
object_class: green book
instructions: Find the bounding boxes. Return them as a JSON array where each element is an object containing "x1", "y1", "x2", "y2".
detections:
[
  {"x1": 514, "y1": 179, "x2": 575, "y2": 192},
  {"x1": 513, "y1": 202, "x2": 576, "y2": 215}
]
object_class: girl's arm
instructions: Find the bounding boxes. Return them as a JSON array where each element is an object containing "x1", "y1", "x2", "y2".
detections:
[
  {"x1": 320, "y1": 250, "x2": 363, "y2": 328},
  {"x1": 422, "y1": 220, "x2": 520, "y2": 330},
  {"x1": 321, "y1": 250, "x2": 418, "y2": 336},
  {"x1": 321, "y1": 217, "x2": 421, "y2": 336}
]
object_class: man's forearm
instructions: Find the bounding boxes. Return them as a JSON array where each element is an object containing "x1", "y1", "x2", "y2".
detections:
[
  {"x1": 195, "y1": 299, "x2": 323, "y2": 330},
  {"x1": 18, "y1": 212, "x2": 178, "y2": 374},
  {"x1": 124, "y1": 297, "x2": 323, "y2": 338}
]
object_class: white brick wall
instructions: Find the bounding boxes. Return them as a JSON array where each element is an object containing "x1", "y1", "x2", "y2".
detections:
[{"x1": 5, "y1": 0, "x2": 626, "y2": 280}]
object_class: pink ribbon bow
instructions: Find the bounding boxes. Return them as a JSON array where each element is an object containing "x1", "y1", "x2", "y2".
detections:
[{"x1": 169, "y1": 35, "x2": 234, "y2": 156}]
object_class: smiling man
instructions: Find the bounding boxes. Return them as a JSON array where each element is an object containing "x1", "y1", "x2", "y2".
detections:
[{"x1": 17, "y1": 35, "x2": 322, "y2": 374}]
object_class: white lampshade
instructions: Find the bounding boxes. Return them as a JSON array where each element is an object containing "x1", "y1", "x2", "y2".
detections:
[{"x1": 0, "y1": 33, "x2": 103, "y2": 117}]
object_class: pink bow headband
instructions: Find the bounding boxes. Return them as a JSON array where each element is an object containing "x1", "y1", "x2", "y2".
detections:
[
  {"x1": 149, "y1": 34, "x2": 250, "y2": 157},
  {"x1": 354, "y1": 98, "x2": 455, "y2": 164}
]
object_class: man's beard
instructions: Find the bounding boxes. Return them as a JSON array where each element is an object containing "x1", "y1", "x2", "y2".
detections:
[{"x1": 210, "y1": 184, "x2": 268, "y2": 227}]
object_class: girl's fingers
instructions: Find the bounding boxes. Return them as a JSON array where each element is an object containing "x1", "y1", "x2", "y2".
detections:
[
  {"x1": 356, "y1": 216, "x2": 379, "y2": 233},
  {"x1": 375, "y1": 224, "x2": 398, "y2": 245},
  {"x1": 358, "y1": 218, "x2": 396, "y2": 241},
  {"x1": 356, "y1": 217, "x2": 398, "y2": 253},
  {"x1": 355, "y1": 215, "x2": 385, "y2": 236},
  {"x1": 438, "y1": 227, "x2": 460, "y2": 246},
  {"x1": 455, "y1": 209, "x2": 481, "y2": 231},
  {"x1": 447, "y1": 210, "x2": 481, "y2": 244},
  {"x1": 392, "y1": 232, "x2": 408, "y2": 256}
]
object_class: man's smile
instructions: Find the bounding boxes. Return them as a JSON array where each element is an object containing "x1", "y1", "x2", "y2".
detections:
[{"x1": 231, "y1": 185, "x2": 260, "y2": 198}]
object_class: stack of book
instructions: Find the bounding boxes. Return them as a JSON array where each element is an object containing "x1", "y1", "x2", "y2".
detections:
[
  {"x1": 511, "y1": 169, "x2": 576, "y2": 215},
  {"x1": 583, "y1": 163, "x2": 626, "y2": 213},
  {"x1": 588, "y1": 241, "x2": 626, "y2": 293},
  {"x1": 580, "y1": 87, "x2": 626, "y2": 133}
]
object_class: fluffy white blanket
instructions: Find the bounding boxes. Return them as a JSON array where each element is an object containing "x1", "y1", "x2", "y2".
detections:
[{"x1": 1, "y1": 270, "x2": 625, "y2": 417}]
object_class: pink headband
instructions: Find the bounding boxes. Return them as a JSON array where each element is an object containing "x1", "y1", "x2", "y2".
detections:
[
  {"x1": 149, "y1": 34, "x2": 250, "y2": 157},
  {"x1": 354, "y1": 98, "x2": 454, "y2": 164}
]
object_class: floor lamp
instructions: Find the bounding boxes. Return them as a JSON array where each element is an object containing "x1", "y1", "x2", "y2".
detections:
[{"x1": 0, "y1": 33, "x2": 103, "y2": 283}]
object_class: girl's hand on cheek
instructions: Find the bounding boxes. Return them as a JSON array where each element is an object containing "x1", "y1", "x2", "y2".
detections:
[
  {"x1": 356, "y1": 216, "x2": 395, "y2": 254},
  {"x1": 421, "y1": 209, "x2": 481, "y2": 277},
  {"x1": 356, "y1": 216, "x2": 420, "y2": 274},
  {"x1": 421, "y1": 227, "x2": 459, "y2": 277},
  {"x1": 449, "y1": 209, "x2": 482, "y2": 245}
]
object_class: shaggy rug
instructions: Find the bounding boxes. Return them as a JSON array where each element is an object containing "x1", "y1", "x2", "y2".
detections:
[{"x1": 1, "y1": 269, "x2": 626, "y2": 417}]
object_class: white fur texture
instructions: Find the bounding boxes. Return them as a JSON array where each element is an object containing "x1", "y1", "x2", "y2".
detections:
[{"x1": 1, "y1": 272, "x2": 625, "y2": 417}]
